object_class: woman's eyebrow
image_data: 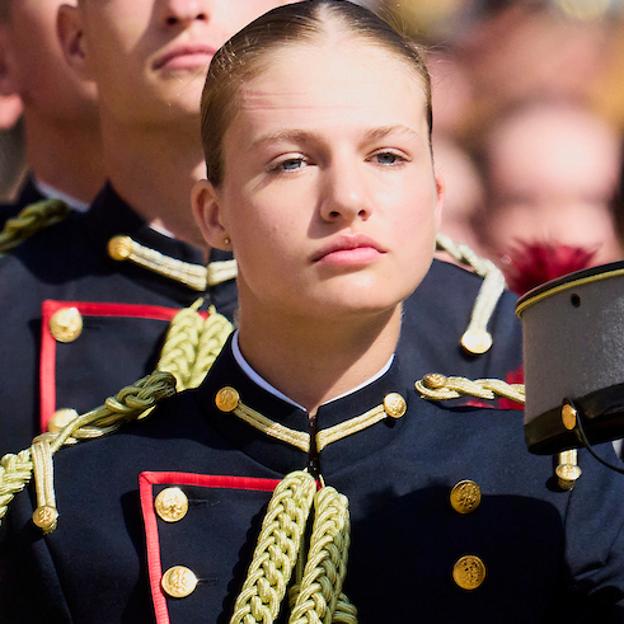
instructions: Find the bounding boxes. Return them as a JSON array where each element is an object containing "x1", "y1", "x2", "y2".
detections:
[
  {"x1": 363, "y1": 124, "x2": 420, "y2": 142},
  {"x1": 251, "y1": 129, "x2": 317, "y2": 149},
  {"x1": 250, "y1": 124, "x2": 420, "y2": 150}
]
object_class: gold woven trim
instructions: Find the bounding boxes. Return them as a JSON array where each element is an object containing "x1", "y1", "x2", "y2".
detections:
[
  {"x1": 107, "y1": 235, "x2": 238, "y2": 290},
  {"x1": 226, "y1": 398, "x2": 395, "y2": 455}
]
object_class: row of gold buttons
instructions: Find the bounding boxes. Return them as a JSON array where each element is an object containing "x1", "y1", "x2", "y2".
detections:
[
  {"x1": 154, "y1": 488, "x2": 197, "y2": 598},
  {"x1": 450, "y1": 479, "x2": 486, "y2": 590}
]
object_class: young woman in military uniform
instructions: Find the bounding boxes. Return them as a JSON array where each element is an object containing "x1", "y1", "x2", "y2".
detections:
[{"x1": 5, "y1": 2, "x2": 624, "y2": 622}]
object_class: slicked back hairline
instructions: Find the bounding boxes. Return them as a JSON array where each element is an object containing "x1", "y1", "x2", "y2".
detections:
[{"x1": 200, "y1": 0, "x2": 432, "y2": 186}]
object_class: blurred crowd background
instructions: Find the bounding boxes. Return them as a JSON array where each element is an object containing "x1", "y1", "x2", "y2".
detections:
[
  {"x1": 373, "y1": 0, "x2": 624, "y2": 292},
  {"x1": 2, "y1": 0, "x2": 624, "y2": 293}
]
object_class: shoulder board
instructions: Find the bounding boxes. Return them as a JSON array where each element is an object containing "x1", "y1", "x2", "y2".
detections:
[{"x1": 0, "y1": 199, "x2": 70, "y2": 254}]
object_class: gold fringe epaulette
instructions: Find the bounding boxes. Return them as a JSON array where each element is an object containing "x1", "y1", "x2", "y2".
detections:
[
  {"x1": 0, "y1": 199, "x2": 70, "y2": 253},
  {"x1": 108, "y1": 235, "x2": 237, "y2": 291}
]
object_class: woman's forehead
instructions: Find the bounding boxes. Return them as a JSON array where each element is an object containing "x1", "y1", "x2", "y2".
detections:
[{"x1": 232, "y1": 40, "x2": 428, "y2": 136}]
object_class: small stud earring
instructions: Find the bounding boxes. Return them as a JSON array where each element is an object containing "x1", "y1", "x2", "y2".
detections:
[{"x1": 224, "y1": 236, "x2": 231, "y2": 245}]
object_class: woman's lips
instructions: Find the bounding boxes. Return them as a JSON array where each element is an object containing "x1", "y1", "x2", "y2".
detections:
[
  {"x1": 153, "y1": 45, "x2": 216, "y2": 71},
  {"x1": 316, "y1": 246, "x2": 384, "y2": 267},
  {"x1": 312, "y1": 235, "x2": 387, "y2": 267}
]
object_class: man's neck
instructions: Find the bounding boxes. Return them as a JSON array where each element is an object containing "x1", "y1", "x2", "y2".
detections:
[
  {"x1": 237, "y1": 302, "x2": 402, "y2": 414},
  {"x1": 101, "y1": 117, "x2": 207, "y2": 250},
  {"x1": 24, "y1": 109, "x2": 104, "y2": 204}
]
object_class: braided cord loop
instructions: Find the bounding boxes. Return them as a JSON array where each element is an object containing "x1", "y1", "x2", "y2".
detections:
[
  {"x1": 0, "y1": 199, "x2": 69, "y2": 253},
  {"x1": 0, "y1": 371, "x2": 177, "y2": 528},
  {"x1": 415, "y1": 373, "x2": 525, "y2": 404},
  {"x1": 156, "y1": 300, "x2": 204, "y2": 389},
  {"x1": 289, "y1": 487, "x2": 352, "y2": 624},
  {"x1": 188, "y1": 307, "x2": 234, "y2": 388},
  {"x1": 230, "y1": 471, "x2": 316, "y2": 624},
  {"x1": 0, "y1": 450, "x2": 34, "y2": 523},
  {"x1": 157, "y1": 301, "x2": 233, "y2": 391}
]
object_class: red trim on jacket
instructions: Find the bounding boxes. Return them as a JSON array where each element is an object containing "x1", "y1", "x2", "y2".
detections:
[
  {"x1": 39, "y1": 300, "x2": 205, "y2": 431},
  {"x1": 138, "y1": 472, "x2": 279, "y2": 624}
]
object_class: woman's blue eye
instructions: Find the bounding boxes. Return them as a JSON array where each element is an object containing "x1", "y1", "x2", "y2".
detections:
[
  {"x1": 374, "y1": 152, "x2": 402, "y2": 165},
  {"x1": 279, "y1": 158, "x2": 305, "y2": 171}
]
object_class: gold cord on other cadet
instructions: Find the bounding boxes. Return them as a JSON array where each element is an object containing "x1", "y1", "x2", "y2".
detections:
[
  {"x1": 156, "y1": 299, "x2": 234, "y2": 391},
  {"x1": 435, "y1": 233, "x2": 506, "y2": 355},
  {"x1": 0, "y1": 371, "x2": 177, "y2": 532},
  {"x1": 0, "y1": 199, "x2": 69, "y2": 253},
  {"x1": 107, "y1": 234, "x2": 238, "y2": 291}
]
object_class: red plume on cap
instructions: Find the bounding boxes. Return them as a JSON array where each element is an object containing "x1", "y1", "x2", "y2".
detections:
[{"x1": 502, "y1": 241, "x2": 597, "y2": 296}]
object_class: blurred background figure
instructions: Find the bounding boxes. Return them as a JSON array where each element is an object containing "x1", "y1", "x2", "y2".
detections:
[
  {"x1": 479, "y1": 100, "x2": 623, "y2": 268},
  {"x1": 0, "y1": 0, "x2": 103, "y2": 220},
  {"x1": 377, "y1": 0, "x2": 624, "y2": 291},
  {"x1": 433, "y1": 135, "x2": 487, "y2": 256}
]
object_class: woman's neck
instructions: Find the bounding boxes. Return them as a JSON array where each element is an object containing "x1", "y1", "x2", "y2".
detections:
[{"x1": 237, "y1": 303, "x2": 402, "y2": 414}]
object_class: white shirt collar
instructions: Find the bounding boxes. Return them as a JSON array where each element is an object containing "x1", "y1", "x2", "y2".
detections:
[
  {"x1": 33, "y1": 177, "x2": 90, "y2": 213},
  {"x1": 231, "y1": 330, "x2": 394, "y2": 411}
]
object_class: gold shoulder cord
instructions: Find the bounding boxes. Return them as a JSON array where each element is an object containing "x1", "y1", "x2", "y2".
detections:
[
  {"x1": 435, "y1": 233, "x2": 506, "y2": 355},
  {"x1": 415, "y1": 372, "x2": 581, "y2": 490},
  {"x1": 0, "y1": 199, "x2": 70, "y2": 254},
  {"x1": 156, "y1": 298, "x2": 234, "y2": 391},
  {"x1": 108, "y1": 235, "x2": 238, "y2": 291},
  {"x1": 229, "y1": 471, "x2": 357, "y2": 624},
  {"x1": 0, "y1": 371, "x2": 177, "y2": 533}
]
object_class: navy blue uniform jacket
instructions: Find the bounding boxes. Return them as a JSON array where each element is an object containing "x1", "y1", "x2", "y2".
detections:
[
  {"x1": 5, "y1": 265, "x2": 624, "y2": 623},
  {"x1": 0, "y1": 183, "x2": 238, "y2": 454}
]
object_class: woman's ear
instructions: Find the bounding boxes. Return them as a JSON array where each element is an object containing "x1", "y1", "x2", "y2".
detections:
[
  {"x1": 434, "y1": 174, "x2": 445, "y2": 231},
  {"x1": 57, "y1": 4, "x2": 93, "y2": 81},
  {"x1": 191, "y1": 179, "x2": 230, "y2": 251}
]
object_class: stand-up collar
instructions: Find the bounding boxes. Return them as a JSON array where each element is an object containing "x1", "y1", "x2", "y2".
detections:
[
  {"x1": 194, "y1": 336, "x2": 411, "y2": 476},
  {"x1": 82, "y1": 182, "x2": 208, "y2": 265},
  {"x1": 15, "y1": 175, "x2": 45, "y2": 208}
]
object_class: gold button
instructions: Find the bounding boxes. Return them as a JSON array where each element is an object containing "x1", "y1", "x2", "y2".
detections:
[
  {"x1": 49, "y1": 307, "x2": 83, "y2": 343},
  {"x1": 107, "y1": 235, "x2": 133, "y2": 261},
  {"x1": 450, "y1": 480, "x2": 482, "y2": 514},
  {"x1": 460, "y1": 329, "x2": 493, "y2": 355},
  {"x1": 48, "y1": 408, "x2": 79, "y2": 433},
  {"x1": 383, "y1": 393, "x2": 407, "y2": 419},
  {"x1": 161, "y1": 565, "x2": 198, "y2": 598},
  {"x1": 422, "y1": 373, "x2": 447, "y2": 390},
  {"x1": 556, "y1": 463, "x2": 582, "y2": 490},
  {"x1": 215, "y1": 386, "x2": 240, "y2": 412},
  {"x1": 452, "y1": 555, "x2": 486, "y2": 590},
  {"x1": 561, "y1": 404, "x2": 577, "y2": 431},
  {"x1": 155, "y1": 487, "x2": 189, "y2": 523}
]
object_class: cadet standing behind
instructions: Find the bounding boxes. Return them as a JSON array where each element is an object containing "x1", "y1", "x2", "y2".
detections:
[
  {"x1": 0, "y1": 0, "x2": 291, "y2": 454},
  {"x1": 0, "y1": 0, "x2": 103, "y2": 224}
]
